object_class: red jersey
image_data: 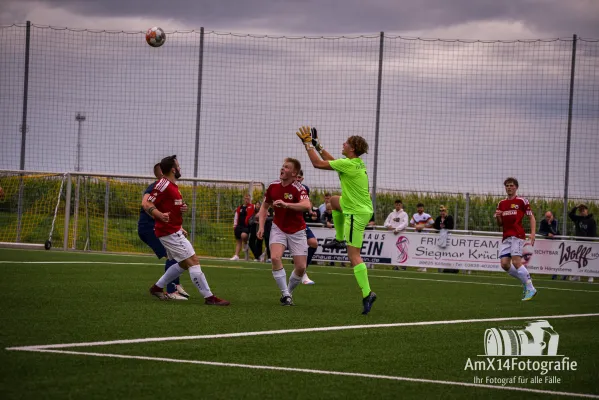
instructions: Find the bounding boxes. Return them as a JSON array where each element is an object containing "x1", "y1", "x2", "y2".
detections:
[
  {"x1": 496, "y1": 196, "x2": 532, "y2": 240},
  {"x1": 264, "y1": 180, "x2": 308, "y2": 234},
  {"x1": 234, "y1": 204, "x2": 255, "y2": 227},
  {"x1": 148, "y1": 178, "x2": 184, "y2": 237}
]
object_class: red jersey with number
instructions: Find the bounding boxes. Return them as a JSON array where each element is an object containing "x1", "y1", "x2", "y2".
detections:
[
  {"x1": 148, "y1": 178, "x2": 184, "y2": 237},
  {"x1": 264, "y1": 180, "x2": 308, "y2": 234},
  {"x1": 496, "y1": 197, "x2": 532, "y2": 240}
]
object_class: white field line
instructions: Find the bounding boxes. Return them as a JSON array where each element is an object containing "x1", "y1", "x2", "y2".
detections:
[
  {"x1": 321, "y1": 271, "x2": 599, "y2": 293},
  {"x1": 10, "y1": 348, "x2": 599, "y2": 399},
  {"x1": 0, "y1": 260, "x2": 597, "y2": 293},
  {"x1": 7, "y1": 313, "x2": 599, "y2": 351}
]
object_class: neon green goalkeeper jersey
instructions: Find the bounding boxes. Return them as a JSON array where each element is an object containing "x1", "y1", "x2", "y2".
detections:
[{"x1": 329, "y1": 157, "x2": 373, "y2": 215}]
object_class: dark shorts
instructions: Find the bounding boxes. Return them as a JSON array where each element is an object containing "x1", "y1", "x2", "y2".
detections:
[
  {"x1": 305, "y1": 226, "x2": 316, "y2": 240},
  {"x1": 234, "y1": 226, "x2": 250, "y2": 240},
  {"x1": 138, "y1": 229, "x2": 167, "y2": 259}
]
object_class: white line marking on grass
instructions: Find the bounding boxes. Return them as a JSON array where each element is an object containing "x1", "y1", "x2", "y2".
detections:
[
  {"x1": 8, "y1": 313, "x2": 599, "y2": 351},
  {"x1": 11, "y1": 349, "x2": 599, "y2": 399},
  {"x1": 3, "y1": 260, "x2": 597, "y2": 293},
  {"x1": 320, "y1": 271, "x2": 599, "y2": 293}
]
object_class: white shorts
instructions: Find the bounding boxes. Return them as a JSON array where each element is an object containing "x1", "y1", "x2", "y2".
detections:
[
  {"x1": 269, "y1": 223, "x2": 308, "y2": 256},
  {"x1": 500, "y1": 237, "x2": 524, "y2": 258},
  {"x1": 158, "y1": 230, "x2": 195, "y2": 262}
]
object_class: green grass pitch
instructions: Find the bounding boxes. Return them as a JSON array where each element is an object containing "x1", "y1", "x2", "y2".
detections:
[{"x1": 0, "y1": 248, "x2": 598, "y2": 399}]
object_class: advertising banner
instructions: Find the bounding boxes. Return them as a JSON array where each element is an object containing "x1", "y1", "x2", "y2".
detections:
[{"x1": 302, "y1": 227, "x2": 599, "y2": 277}]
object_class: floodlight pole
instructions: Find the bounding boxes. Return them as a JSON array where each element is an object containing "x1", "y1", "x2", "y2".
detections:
[{"x1": 72, "y1": 112, "x2": 86, "y2": 249}]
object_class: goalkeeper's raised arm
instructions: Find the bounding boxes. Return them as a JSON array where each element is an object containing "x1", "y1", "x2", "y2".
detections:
[{"x1": 295, "y1": 126, "x2": 335, "y2": 170}]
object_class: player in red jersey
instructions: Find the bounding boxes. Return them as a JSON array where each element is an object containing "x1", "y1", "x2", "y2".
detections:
[
  {"x1": 495, "y1": 177, "x2": 537, "y2": 301},
  {"x1": 144, "y1": 155, "x2": 230, "y2": 305},
  {"x1": 257, "y1": 158, "x2": 311, "y2": 306}
]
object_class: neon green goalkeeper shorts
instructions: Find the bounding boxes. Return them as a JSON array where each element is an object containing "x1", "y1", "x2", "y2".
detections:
[{"x1": 343, "y1": 213, "x2": 371, "y2": 249}]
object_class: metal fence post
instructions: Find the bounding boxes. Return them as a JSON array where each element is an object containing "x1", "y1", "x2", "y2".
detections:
[
  {"x1": 191, "y1": 27, "x2": 205, "y2": 245},
  {"x1": 102, "y1": 179, "x2": 109, "y2": 251},
  {"x1": 72, "y1": 175, "x2": 80, "y2": 249},
  {"x1": 216, "y1": 192, "x2": 221, "y2": 224},
  {"x1": 371, "y1": 31, "x2": 385, "y2": 214},
  {"x1": 563, "y1": 34, "x2": 577, "y2": 236},
  {"x1": 454, "y1": 203, "x2": 458, "y2": 229},
  {"x1": 464, "y1": 193, "x2": 470, "y2": 231},
  {"x1": 63, "y1": 174, "x2": 72, "y2": 250},
  {"x1": 16, "y1": 21, "x2": 32, "y2": 242}
]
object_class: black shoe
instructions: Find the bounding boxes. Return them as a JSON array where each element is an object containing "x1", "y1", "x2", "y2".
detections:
[
  {"x1": 280, "y1": 295, "x2": 294, "y2": 306},
  {"x1": 362, "y1": 291, "x2": 377, "y2": 315},
  {"x1": 322, "y1": 239, "x2": 347, "y2": 250}
]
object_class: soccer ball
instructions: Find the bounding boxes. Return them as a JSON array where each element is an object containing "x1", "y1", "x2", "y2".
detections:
[{"x1": 146, "y1": 27, "x2": 166, "y2": 48}]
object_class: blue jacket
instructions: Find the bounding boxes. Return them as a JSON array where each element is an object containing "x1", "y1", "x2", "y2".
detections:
[{"x1": 539, "y1": 218, "x2": 560, "y2": 237}]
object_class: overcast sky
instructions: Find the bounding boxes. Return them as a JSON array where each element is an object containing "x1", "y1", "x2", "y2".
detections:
[
  {"x1": 1, "y1": 0, "x2": 599, "y2": 39},
  {"x1": 1, "y1": 0, "x2": 598, "y2": 200}
]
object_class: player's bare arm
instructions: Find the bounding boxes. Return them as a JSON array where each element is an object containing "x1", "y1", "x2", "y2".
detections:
[
  {"x1": 495, "y1": 210, "x2": 503, "y2": 226},
  {"x1": 257, "y1": 201, "x2": 270, "y2": 240},
  {"x1": 310, "y1": 127, "x2": 335, "y2": 161},
  {"x1": 296, "y1": 126, "x2": 334, "y2": 170},
  {"x1": 273, "y1": 198, "x2": 311, "y2": 212},
  {"x1": 143, "y1": 197, "x2": 170, "y2": 223},
  {"x1": 528, "y1": 213, "x2": 536, "y2": 246},
  {"x1": 141, "y1": 194, "x2": 154, "y2": 218}
]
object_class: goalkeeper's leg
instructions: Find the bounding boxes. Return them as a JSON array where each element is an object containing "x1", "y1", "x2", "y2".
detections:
[{"x1": 322, "y1": 196, "x2": 346, "y2": 250}]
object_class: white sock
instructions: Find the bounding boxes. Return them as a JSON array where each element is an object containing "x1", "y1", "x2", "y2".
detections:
[
  {"x1": 189, "y1": 265, "x2": 213, "y2": 298},
  {"x1": 507, "y1": 265, "x2": 520, "y2": 281},
  {"x1": 156, "y1": 264, "x2": 184, "y2": 288},
  {"x1": 288, "y1": 270, "x2": 303, "y2": 294},
  {"x1": 272, "y1": 268, "x2": 290, "y2": 297},
  {"x1": 517, "y1": 266, "x2": 534, "y2": 290}
]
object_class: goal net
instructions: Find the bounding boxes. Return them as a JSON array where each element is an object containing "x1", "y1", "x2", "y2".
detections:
[{"x1": 0, "y1": 171, "x2": 66, "y2": 249}]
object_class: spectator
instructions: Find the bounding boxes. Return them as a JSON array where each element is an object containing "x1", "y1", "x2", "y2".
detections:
[
  {"x1": 569, "y1": 204, "x2": 597, "y2": 239},
  {"x1": 569, "y1": 204, "x2": 596, "y2": 283},
  {"x1": 410, "y1": 203, "x2": 434, "y2": 272},
  {"x1": 539, "y1": 211, "x2": 560, "y2": 239},
  {"x1": 433, "y1": 205, "x2": 454, "y2": 232},
  {"x1": 321, "y1": 201, "x2": 334, "y2": 228},
  {"x1": 248, "y1": 201, "x2": 263, "y2": 261},
  {"x1": 383, "y1": 199, "x2": 409, "y2": 235},
  {"x1": 230, "y1": 194, "x2": 255, "y2": 261},
  {"x1": 318, "y1": 192, "x2": 332, "y2": 216},
  {"x1": 0, "y1": 185, "x2": 4, "y2": 200},
  {"x1": 410, "y1": 203, "x2": 434, "y2": 232},
  {"x1": 434, "y1": 205, "x2": 457, "y2": 273}
]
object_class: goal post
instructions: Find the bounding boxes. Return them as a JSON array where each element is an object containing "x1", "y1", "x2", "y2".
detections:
[{"x1": 0, "y1": 170, "x2": 67, "y2": 250}]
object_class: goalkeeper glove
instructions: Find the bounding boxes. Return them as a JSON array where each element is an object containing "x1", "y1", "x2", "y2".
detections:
[
  {"x1": 311, "y1": 127, "x2": 324, "y2": 153},
  {"x1": 296, "y1": 126, "x2": 313, "y2": 150}
]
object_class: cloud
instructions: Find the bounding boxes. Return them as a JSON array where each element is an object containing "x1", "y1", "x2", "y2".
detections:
[
  {"x1": 1, "y1": 1, "x2": 597, "y2": 198},
  {"x1": 1, "y1": 0, "x2": 598, "y2": 38}
]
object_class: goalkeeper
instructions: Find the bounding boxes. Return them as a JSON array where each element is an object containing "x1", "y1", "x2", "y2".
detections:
[{"x1": 296, "y1": 126, "x2": 376, "y2": 315}]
